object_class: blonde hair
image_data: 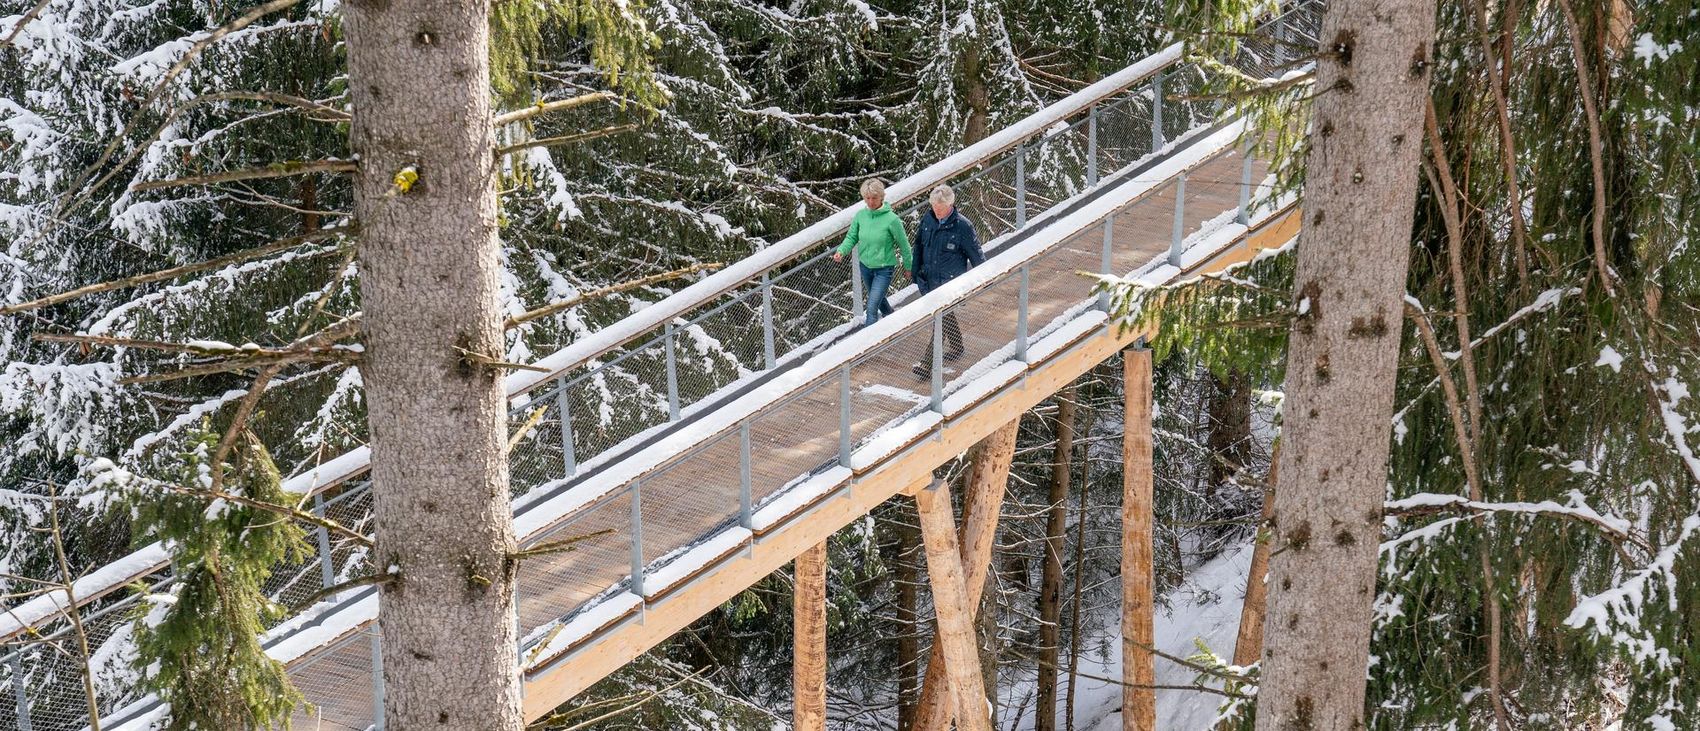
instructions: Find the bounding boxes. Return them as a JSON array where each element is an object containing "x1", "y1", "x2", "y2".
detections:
[{"x1": 859, "y1": 178, "x2": 886, "y2": 198}]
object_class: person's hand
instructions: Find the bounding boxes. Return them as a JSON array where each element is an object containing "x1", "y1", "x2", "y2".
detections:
[
  {"x1": 899, "y1": 267, "x2": 910, "y2": 280},
  {"x1": 833, "y1": 252, "x2": 844, "y2": 263}
]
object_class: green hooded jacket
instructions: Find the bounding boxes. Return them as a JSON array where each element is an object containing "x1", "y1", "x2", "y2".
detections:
[{"x1": 835, "y1": 203, "x2": 913, "y2": 270}]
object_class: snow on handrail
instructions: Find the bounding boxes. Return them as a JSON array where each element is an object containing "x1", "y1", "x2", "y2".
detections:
[{"x1": 0, "y1": 44, "x2": 1186, "y2": 646}]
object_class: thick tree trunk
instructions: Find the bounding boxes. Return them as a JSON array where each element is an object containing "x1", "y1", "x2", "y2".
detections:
[
  {"x1": 1036, "y1": 385, "x2": 1078, "y2": 731},
  {"x1": 913, "y1": 419, "x2": 1019, "y2": 731},
  {"x1": 344, "y1": 0, "x2": 521, "y2": 726},
  {"x1": 794, "y1": 541, "x2": 828, "y2": 731},
  {"x1": 1253, "y1": 0, "x2": 1436, "y2": 728},
  {"x1": 1121, "y1": 348, "x2": 1155, "y2": 731}
]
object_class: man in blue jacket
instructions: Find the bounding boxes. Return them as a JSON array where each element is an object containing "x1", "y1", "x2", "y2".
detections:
[{"x1": 911, "y1": 184, "x2": 985, "y2": 380}]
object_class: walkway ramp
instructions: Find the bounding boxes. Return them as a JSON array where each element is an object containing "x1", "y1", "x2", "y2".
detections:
[{"x1": 0, "y1": 5, "x2": 1321, "y2": 728}]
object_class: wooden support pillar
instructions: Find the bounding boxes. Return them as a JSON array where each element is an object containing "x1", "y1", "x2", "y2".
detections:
[
  {"x1": 912, "y1": 419, "x2": 1019, "y2": 731},
  {"x1": 794, "y1": 541, "x2": 828, "y2": 731},
  {"x1": 1121, "y1": 345, "x2": 1156, "y2": 731},
  {"x1": 914, "y1": 480, "x2": 994, "y2": 731},
  {"x1": 1231, "y1": 442, "x2": 1279, "y2": 669}
]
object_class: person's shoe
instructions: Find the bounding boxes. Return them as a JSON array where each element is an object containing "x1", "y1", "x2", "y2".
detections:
[
  {"x1": 944, "y1": 349, "x2": 965, "y2": 362},
  {"x1": 911, "y1": 362, "x2": 930, "y2": 380}
]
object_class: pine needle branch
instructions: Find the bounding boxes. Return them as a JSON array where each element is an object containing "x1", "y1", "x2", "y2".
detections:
[
  {"x1": 0, "y1": 229, "x2": 350, "y2": 315},
  {"x1": 496, "y1": 124, "x2": 638, "y2": 157},
  {"x1": 129, "y1": 159, "x2": 358, "y2": 193},
  {"x1": 503, "y1": 262, "x2": 722, "y2": 330},
  {"x1": 494, "y1": 91, "x2": 615, "y2": 127}
]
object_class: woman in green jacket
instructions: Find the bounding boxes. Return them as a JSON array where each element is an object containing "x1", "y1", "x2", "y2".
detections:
[{"x1": 833, "y1": 178, "x2": 913, "y2": 326}]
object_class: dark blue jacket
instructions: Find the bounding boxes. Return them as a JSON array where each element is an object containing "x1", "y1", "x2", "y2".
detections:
[{"x1": 912, "y1": 207, "x2": 984, "y2": 294}]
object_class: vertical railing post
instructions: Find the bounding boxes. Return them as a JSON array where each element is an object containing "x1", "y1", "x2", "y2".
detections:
[
  {"x1": 849, "y1": 258, "x2": 863, "y2": 326},
  {"x1": 838, "y1": 365, "x2": 853, "y2": 466},
  {"x1": 1151, "y1": 72, "x2": 1166, "y2": 152},
  {"x1": 313, "y1": 493, "x2": 335, "y2": 589},
  {"x1": 663, "y1": 323, "x2": 681, "y2": 421},
  {"x1": 1015, "y1": 143, "x2": 1028, "y2": 228},
  {"x1": 630, "y1": 482, "x2": 645, "y2": 598},
  {"x1": 557, "y1": 381, "x2": 577, "y2": 477},
  {"x1": 930, "y1": 313, "x2": 945, "y2": 413},
  {"x1": 760, "y1": 273, "x2": 776, "y2": 369},
  {"x1": 370, "y1": 631, "x2": 385, "y2": 731},
  {"x1": 1086, "y1": 104, "x2": 1099, "y2": 187},
  {"x1": 11, "y1": 653, "x2": 32, "y2": 731},
  {"x1": 1169, "y1": 173, "x2": 1188, "y2": 266},
  {"x1": 1100, "y1": 213, "x2": 1116, "y2": 311},
  {"x1": 1237, "y1": 139, "x2": 1255, "y2": 225},
  {"x1": 1016, "y1": 265, "x2": 1030, "y2": 362},
  {"x1": 739, "y1": 421, "x2": 753, "y2": 530}
]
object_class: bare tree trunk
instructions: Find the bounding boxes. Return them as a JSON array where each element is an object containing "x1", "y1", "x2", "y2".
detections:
[
  {"x1": 344, "y1": 0, "x2": 522, "y2": 725},
  {"x1": 1064, "y1": 407, "x2": 1091, "y2": 731},
  {"x1": 916, "y1": 482, "x2": 995, "y2": 731},
  {"x1": 1121, "y1": 347, "x2": 1155, "y2": 731},
  {"x1": 897, "y1": 517, "x2": 922, "y2": 731},
  {"x1": 1252, "y1": 0, "x2": 1436, "y2": 727},
  {"x1": 794, "y1": 541, "x2": 828, "y2": 731},
  {"x1": 1037, "y1": 385, "x2": 1078, "y2": 731},
  {"x1": 1207, "y1": 371, "x2": 1253, "y2": 507}
]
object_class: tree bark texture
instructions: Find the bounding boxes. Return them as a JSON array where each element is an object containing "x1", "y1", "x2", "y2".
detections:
[
  {"x1": 344, "y1": 0, "x2": 521, "y2": 725},
  {"x1": 1121, "y1": 348, "x2": 1155, "y2": 731},
  {"x1": 896, "y1": 517, "x2": 922, "y2": 730},
  {"x1": 794, "y1": 541, "x2": 828, "y2": 731},
  {"x1": 1037, "y1": 385, "x2": 1078, "y2": 731},
  {"x1": 1254, "y1": 0, "x2": 1436, "y2": 727},
  {"x1": 913, "y1": 418, "x2": 1019, "y2": 731}
]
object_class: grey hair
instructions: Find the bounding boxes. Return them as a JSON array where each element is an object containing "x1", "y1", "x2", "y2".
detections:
[
  {"x1": 859, "y1": 178, "x2": 886, "y2": 198},
  {"x1": 929, "y1": 184, "x2": 956, "y2": 206}
]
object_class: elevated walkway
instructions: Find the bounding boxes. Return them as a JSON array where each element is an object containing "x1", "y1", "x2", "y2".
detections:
[{"x1": 0, "y1": 5, "x2": 1321, "y2": 728}]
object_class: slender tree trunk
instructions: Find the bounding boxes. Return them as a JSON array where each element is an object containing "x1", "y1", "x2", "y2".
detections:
[
  {"x1": 896, "y1": 517, "x2": 922, "y2": 731},
  {"x1": 794, "y1": 541, "x2": 828, "y2": 731},
  {"x1": 916, "y1": 481, "x2": 995, "y2": 731},
  {"x1": 1121, "y1": 347, "x2": 1155, "y2": 731},
  {"x1": 1037, "y1": 385, "x2": 1078, "y2": 731},
  {"x1": 1253, "y1": 0, "x2": 1436, "y2": 728},
  {"x1": 1064, "y1": 408, "x2": 1091, "y2": 731},
  {"x1": 344, "y1": 0, "x2": 521, "y2": 725}
]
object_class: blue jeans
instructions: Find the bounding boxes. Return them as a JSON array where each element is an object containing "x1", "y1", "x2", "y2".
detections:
[{"x1": 859, "y1": 263, "x2": 895, "y2": 326}]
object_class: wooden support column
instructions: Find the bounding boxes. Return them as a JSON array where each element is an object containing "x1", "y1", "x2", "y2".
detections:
[
  {"x1": 912, "y1": 419, "x2": 1019, "y2": 731},
  {"x1": 1121, "y1": 345, "x2": 1156, "y2": 731},
  {"x1": 1231, "y1": 442, "x2": 1280, "y2": 669},
  {"x1": 794, "y1": 541, "x2": 828, "y2": 731},
  {"x1": 914, "y1": 480, "x2": 994, "y2": 731}
]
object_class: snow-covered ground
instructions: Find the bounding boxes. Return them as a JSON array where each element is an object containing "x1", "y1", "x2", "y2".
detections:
[{"x1": 1011, "y1": 540, "x2": 1255, "y2": 731}]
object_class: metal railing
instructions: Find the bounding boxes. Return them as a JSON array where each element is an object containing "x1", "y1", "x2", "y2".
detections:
[{"x1": 1, "y1": 3, "x2": 1323, "y2": 728}]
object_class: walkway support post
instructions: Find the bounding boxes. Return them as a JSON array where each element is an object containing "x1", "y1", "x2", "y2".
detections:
[
  {"x1": 11, "y1": 653, "x2": 32, "y2": 731},
  {"x1": 1169, "y1": 173, "x2": 1188, "y2": 266},
  {"x1": 664, "y1": 322, "x2": 681, "y2": 421},
  {"x1": 1087, "y1": 104, "x2": 1099, "y2": 186},
  {"x1": 793, "y1": 541, "x2": 828, "y2": 731},
  {"x1": 1015, "y1": 143, "x2": 1028, "y2": 228},
  {"x1": 1151, "y1": 72, "x2": 1165, "y2": 151},
  {"x1": 1121, "y1": 343, "x2": 1155, "y2": 731},
  {"x1": 761, "y1": 273, "x2": 777, "y2": 369},
  {"x1": 370, "y1": 630, "x2": 386, "y2": 731},
  {"x1": 914, "y1": 480, "x2": 994, "y2": 731},
  {"x1": 630, "y1": 482, "x2": 646, "y2": 598},
  {"x1": 314, "y1": 493, "x2": 335, "y2": 588},
  {"x1": 912, "y1": 419, "x2": 1019, "y2": 731},
  {"x1": 1237, "y1": 140, "x2": 1256, "y2": 225},
  {"x1": 1100, "y1": 213, "x2": 1116, "y2": 311},
  {"x1": 557, "y1": 383, "x2": 576, "y2": 477}
]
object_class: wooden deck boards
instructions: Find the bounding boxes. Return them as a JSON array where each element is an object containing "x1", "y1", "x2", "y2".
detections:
[{"x1": 287, "y1": 147, "x2": 1264, "y2": 729}]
